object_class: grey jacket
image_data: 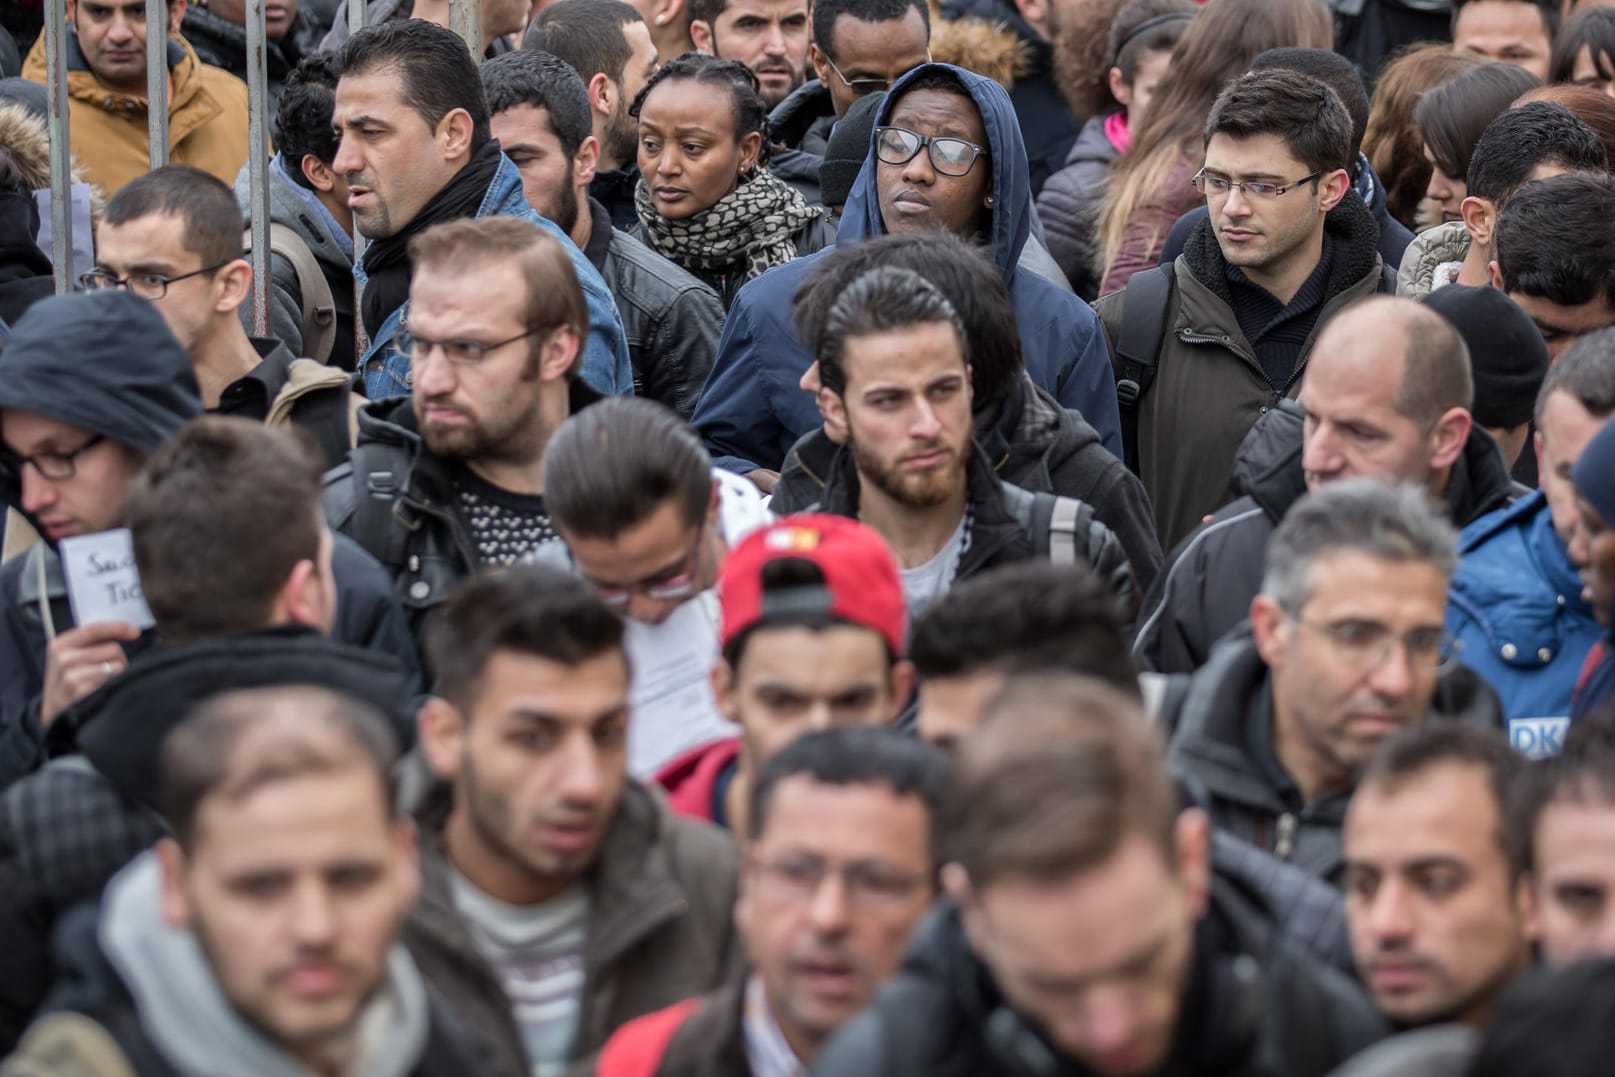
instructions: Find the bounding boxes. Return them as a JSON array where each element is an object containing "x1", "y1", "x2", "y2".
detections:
[
  {"x1": 1035, "y1": 113, "x2": 1120, "y2": 301},
  {"x1": 1093, "y1": 194, "x2": 1386, "y2": 550},
  {"x1": 1395, "y1": 220, "x2": 1470, "y2": 300},
  {"x1": 403, "y1": 782, "x2": 743, "y2": 1077},
  {"x1": 233, "y1": 154, "x2": 359, "y2": 370},
  {"x1": 582, "y1": 197, "x2": 723, "y2": 418}
]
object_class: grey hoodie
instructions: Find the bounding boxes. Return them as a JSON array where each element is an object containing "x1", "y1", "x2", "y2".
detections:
[{"x1": 101, "y1": 853, "x2": 432, "y2": 1077}]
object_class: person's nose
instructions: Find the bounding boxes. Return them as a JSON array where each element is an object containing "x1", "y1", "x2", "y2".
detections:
[
  {"x1": 901, "y1": 144, "x2": 935, "y2": 185},
  {"x1": 909, "y1": 398, "x2": 942, "y2": 441},
  {"x1": 18, "y1": 465, "x2": 57, "y2": 516},
  {"x1": 1365, "y1": 878, "x2": 1416, "y2": 946},
  {"x1": 331, "y1": 133, "x2": 363, "y2": 180}
]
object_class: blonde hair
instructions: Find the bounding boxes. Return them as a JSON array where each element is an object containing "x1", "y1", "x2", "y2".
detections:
[{"x1": 1095, "y1": 0, "x2": 1334, "y2": 278}]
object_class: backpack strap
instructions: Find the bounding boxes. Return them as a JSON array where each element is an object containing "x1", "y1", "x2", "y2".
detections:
[
  {"x1": 345, "y1": 441, "x2": 410, "y2": 574},
  {"x1": 1113, "y1": 265, "x2": 1175, "y2": 473},
  {"x1": 1000, "y1": 483, "x2": 1080, "y2": 564},
  {"x1": 596, "y1": 998, "x2": 702, "y2": 1077},
  {"x1": 243, "y1": 224, "x2": 337, "y2": 364}
]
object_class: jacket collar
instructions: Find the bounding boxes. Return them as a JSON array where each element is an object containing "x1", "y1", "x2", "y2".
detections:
[
  {"x1": 583, "y1": 195, "x2": 614, "y2": 272},
  {"x1": 1167, "y1": 631, "x2": 1294, "y2": 815}
]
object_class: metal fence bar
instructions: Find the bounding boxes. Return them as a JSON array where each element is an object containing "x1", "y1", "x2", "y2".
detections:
[
  {"x1": 449, "y1": 0, "x2": 482, "y2": 59},
  {"x1": 43, "y1": 0, "x2": 73, "y2": 293},
  {"x1": 146, "y1": 0, "x2": 169, "y2": 168},
  {"x1": 245, "y1": 0, "x2": 271, "y2": 335}
]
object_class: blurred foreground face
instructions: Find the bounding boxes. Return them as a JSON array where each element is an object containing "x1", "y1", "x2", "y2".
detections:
[
  {"x1": 1343, "y1": 762, "x2": 1529, "y2": 1027},
  {"x1": 1532, "y1": 797, "x2": 1615, "y2": 965},
  {"x1": 736, "y1": 775, "x2": 935, "y2": 1058},
  {"x1": 160, "y1": 764, "x2": 419, "y2": 1057}
]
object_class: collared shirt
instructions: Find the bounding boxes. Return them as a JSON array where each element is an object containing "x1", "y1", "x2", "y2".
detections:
[{"x1": 742, "y1": 975, "x2": 807, "y2": 1077}]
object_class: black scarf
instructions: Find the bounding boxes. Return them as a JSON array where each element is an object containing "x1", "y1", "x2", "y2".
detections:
[{"x1": 360, "y1": 139, "x2": 504, "y2": 336}]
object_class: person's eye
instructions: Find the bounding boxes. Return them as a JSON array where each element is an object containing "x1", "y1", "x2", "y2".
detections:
[
  {"x1": 1247, "y1": 182, "x2": 1278, "y2": 197},
  {"x1": 446, "y1": 341, "x2": 488, "y2": 362},
  {"x1": 1407, "y1": 628, "x2": 1446, "y2": 657},
  {"x1": 594, "y1": 721, "x2": 627, "y2": 748},
  {"x1": 329, "y1": 865, "x2": 381, "y2": 892},
  {"x1": 1418, "y1": 870, "x2": 1462, "y2": 898},
  {"x1": 682, "y1": 143, "x2": 705, "y2": 155},
  {"x1": 134, "y1": 273, "x2": 168, "y2": 289},
  {"x1": 1332, "y1": 620, "x2": 1385, "y2": 647}
]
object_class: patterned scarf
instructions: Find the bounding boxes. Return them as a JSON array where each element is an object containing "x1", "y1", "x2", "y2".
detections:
[{"x1": 634, "y1": 168, "x2": 823, "y2": 283}]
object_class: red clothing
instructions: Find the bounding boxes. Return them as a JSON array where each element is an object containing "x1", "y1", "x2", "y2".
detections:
[
  {"x1": 596, "y1": 998, "x2": 703, "y2": 1077},
  {"x1": 654, "y1": 736, "x2": 740, "y2": 825}
]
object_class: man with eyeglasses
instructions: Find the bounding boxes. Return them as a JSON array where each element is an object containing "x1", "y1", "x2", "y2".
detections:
[
  {"x1": 323, "y1": 215, "x2": 598, "y2": 640},
  {"x1": 766, "y1": 0, "x2": 931, "y2": 203},
  {"x1": 1095, "y1": 68, "x2": 1390, "y2": 551},
  {"x1": 91, "y1": 166, "x2": 360, "y2": 468},
  {"x1": 600, "y1": 726, "x2": 945, "y2": 1076},
  {"x1": 654, "y1": 515, "x2": 914, "y2": 838},
  {"x1": 542, "y1": 398, "x2": 771, "y2": 779},
  {"x1": 1163, "y1": 479, "x2": 1502, "y2": 887}
]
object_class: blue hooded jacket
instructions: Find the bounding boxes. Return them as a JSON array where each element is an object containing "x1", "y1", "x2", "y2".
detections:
[
  {"x1": 691, "y1": 64, "x2": 1121, "y2": 476},
  {"x1": 1447, "y1": 491, "x2": 1602, "y2": 755},
  {"x1": 356, "y1": 152, "x2": 634, "y2": 400}
]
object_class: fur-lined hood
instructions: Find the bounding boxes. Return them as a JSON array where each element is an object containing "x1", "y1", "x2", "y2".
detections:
[
  {"x1": 0, "y1": 101, "x2": 103, "y2": 233},
  {"x1": 928, "y1": 0, "x2": 1029, "y2": 89}
]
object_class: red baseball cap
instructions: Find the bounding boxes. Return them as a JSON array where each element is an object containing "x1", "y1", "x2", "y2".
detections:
[{"x1": 718, "y1": 514, "x2": 907, "y2": 655}]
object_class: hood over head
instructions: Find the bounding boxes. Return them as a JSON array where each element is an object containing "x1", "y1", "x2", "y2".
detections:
[{"x1": 840, "y1": 63, "x2": 1034, "y2": 280}]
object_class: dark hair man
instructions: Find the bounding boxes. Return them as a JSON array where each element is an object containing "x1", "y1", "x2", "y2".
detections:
[
  {"x1": 482, "y1": 49, "x2": 723, "y2": 418},
  {"x1": 1453, "y1": 0, "x2": 1559, "y2": 80},
  {"x1": 414, "y1": 564, "x2": 739, "y2": 1076},
  {"x1": 1158, "y1": 46, "x2": 1416, "y2": 278},
  {"x1": 693, "y1": 63, "x2": 1119, "y2": 494},
  {"x1": 3, "y1": 685, "x2": 485, "y2": 1075},
  {"x1": 600, "y1": 727, "x2": 947, "y2": 1073},
  {"x1": 1510, "y1": 709, "x2": 1615, "y2": 965},
  {"x1": 910, "y1": 560, "x2": 1136, "y2": 751},
  {"x1": 1164, "y1": 480, "x2": 1496, "y2": 885},
  {"x1": 525, "y1": 0, "x2": 663, "y2": 230},
  {"x1": 1096, "y1": 68, "x2": 1386, "y2": 551},
  {"x1": 242, "y1": 49, "x2": 360, "y2": 371},
  {"x1": 0, "y1": 416, "x2": 420, "y2": 1051},
  {"x1": 1343, "y1": 724, "x2": 1532, "y2": 1036},
  {"x1": 92, "y1": 166, "x2": 360, "y2": 467},
  {"x1": 765, "y1": 0, "x2": 930, "y2": 203},
  {"x1": 19, "y1": 0, "x2": 248, "y2": 194},
  {"x1": 543, "y1": 396, "x2": 771, "y2": 777},
  {"x1": 1136, "y1": 296, "x2": 1516, "y2": 677},
  {"x1": 778, "y1": 230, "x2": 1163, "y2": 593},
  {"x1": 655, "y1": 515, "x2": 913, "y2": 836},
  {"x1": 323, "y1": 215, "x2": 596, "y2": 636},
  {"x1": 688, "y1": 0, "x2": 808, "y2": 109},
  {"x1": 815, "y1": 673, "x2": 1385, "y2": 1076},
  {"x1": 180, "y1": 0, "x2": 320, "y2": 124},
  {"x1": 1492, "y1": 172, "x2": 1615, "y2": 360},
  {"x1": 1445, "y1": 328, "x2": 1615, "y2": 746},
  {"x1": 331, "y1": 19, "x2": 631, "y2": 400},
  {"x1": 810, "y1": 263, "x2": 1136, "y2": 616}
]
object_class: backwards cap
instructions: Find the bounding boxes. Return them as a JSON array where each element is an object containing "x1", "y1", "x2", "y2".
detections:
[{"x1": 719, "y1": 514, "x2": 907, "y2": 656}]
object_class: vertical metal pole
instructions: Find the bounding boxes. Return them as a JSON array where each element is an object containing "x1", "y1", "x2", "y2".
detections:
[
  {"x1": 448, "y1": 0, "x2": 482, "y2": 58},
  {"x1": 146, "y1": 0, "x2": 169, "y2": 167},
  {"x1": 43, "y1": 0, "x2": 74, "y2": 293},
  {"x1": 348, "y1": 0, "x2": 368, "y2": 356},
  {"x1": 245, "y1": 0, "x2": 271, "y2": 335}
]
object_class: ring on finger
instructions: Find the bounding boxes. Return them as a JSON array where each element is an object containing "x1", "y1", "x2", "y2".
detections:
[{"x1": 101, "y1": 660, "x2": 116, "y2": 677}]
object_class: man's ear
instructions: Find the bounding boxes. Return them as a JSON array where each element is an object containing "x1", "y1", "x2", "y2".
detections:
[
  {"x1": 810, "y1": 42, "x2": 832, "y2": 86},
  {"x1": 689, "y1": 18, "x2": 716, "y2": 54},
  {"x1": 817, "y1": 385, "x2": 849, "y2": 443},
  {"x1": 393, "y1": 817, "x2": 422, "y2": 909},
  {"x1": 301, "y1": 154, "x2": 339, "y2": 194},
  {"x1": 588, "y1": 72, "x2": 617, "y2": 120},
  {"x1": 941, "y1": 862, "x2": 988, "y2": 947},
  {"x1": 1488, "y1": 259, "x2": 1504, "y2": 290},
  {"x1": 437, "y1": 107, "x2": 477, "y2": 163},
  {"x1": 1460, "y1": 195, "x2": 1495, "y2": 247},
  {"x1": 539, "y1": 325, "x2": 580, "y2": 382},
  {"x1": 214, "y1": 257, "x2": 253, "y2": 315},
  {"x1": 418, "y1": 696, "x2": 468, "y2": 781},
  {"x1": 276, "y1": 557, "x2": 326, "y2": 629},
  {"x1": 575, "y1": 134, "x2": 601, "y2": 188},
  {"x1": 155, "y1": 837, "x2": 192, "y2": 929},
  {"x1": 1317, "y1": 168, "x2": 1352, "y2": 213},
  {"x1": 1249, "y1": 593, "x2": 1290, "y2": 670},
  {"x1": 1429, "y1": 405, "x2": 1472, "y2": 472}
]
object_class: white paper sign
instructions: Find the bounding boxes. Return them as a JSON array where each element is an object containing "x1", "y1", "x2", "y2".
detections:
[
  {"x1": 59, "y1": 528, "x2": 155, "y2": 630},
  {"x1": 625, "y1": 592, "x2": 739, "y2": 778}
]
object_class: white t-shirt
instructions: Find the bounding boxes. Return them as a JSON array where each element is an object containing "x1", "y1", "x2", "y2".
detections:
[
  {"x1": 449, "y1": 872, "x2": 590, "y2": 1077},
  {"x1": 899, "y1": 514, "x2": 967, "y2": 616}
]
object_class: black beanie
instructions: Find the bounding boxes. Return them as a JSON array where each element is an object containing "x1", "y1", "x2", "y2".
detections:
[
  {"x1": 819, "y1": 92, "x2": 886, "y2": 209},
  {"x1": 1422, "y1": 285, "x2": 1548, "y2": 430}
]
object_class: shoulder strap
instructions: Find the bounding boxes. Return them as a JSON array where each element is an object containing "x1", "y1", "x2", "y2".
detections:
[
  {"x1": 345, "y1": 441, "x2": 409, "y2": 574},
  {"x1": 596, "y1": 998, "x2": 702, "y2": 1077},
  {"x1": 1114, "y1": 265, "x2": 1175, "y2": 473},
  {"x1": 1000, "y1": 484, "x2": 1078, "y2": 563},
  {"x1": 243, "y1": 225, "x2": 337, "y2": 364}
]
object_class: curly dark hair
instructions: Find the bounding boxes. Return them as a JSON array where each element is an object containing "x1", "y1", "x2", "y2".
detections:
[{"x1": 629, "y1": 52, "x2": 773, "y2": 165}]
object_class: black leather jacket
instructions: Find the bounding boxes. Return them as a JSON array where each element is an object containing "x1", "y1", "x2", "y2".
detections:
[{"x1": 583, "y1": 197, "x2": 724, "y2": 418}]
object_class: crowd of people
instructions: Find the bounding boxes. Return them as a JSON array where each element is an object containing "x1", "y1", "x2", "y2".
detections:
[{"x1": 2, "y1": 0, "x2": 1615, "y2": 1073}]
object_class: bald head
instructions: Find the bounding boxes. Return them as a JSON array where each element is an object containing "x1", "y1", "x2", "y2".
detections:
[{"x1": 1299, "y1": 298, "x2": 1474, "y2": 494}]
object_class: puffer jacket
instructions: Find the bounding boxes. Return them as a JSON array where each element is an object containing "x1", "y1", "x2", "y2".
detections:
[
  {"x1": 405, "y1": 783, "x2": 742, "y2": 1077},
  {"x1": 1395, "y1": 219, "x2": 1469, "y2": 300},
  {"x1": 21, "y1": 32, "x2": 248, "y2": 196},
  {"x1": 179, "y1": 3, "x2": 319, "y2": 125},
  {"x1": 811, "y1": 892, "x2": 1385, "y2": 1077},
  {"x1": 772, "y1": 375, "x2": 1162, "y2": 592},
  {"x1": 582, "y1": 196, "x2": 723, "y2": 417},
  {"x1": 233, "y1": 154, "x2": 359, "y2": 371},
  {"x1": 1447, "y1": 490, "x2": 1602, "y2": 751},
  {"x1": 1036, "y1": 112, "x2": 1120, "y2": 300},
  {"x1": 1164, "y1": 628, "x2": 1504, "y2": 884},
  {"x1": 1093, "y1": 193, "x2": 1386, "y2": 550},
  {"x1": 1133, "y1": 403, "x2": 1522, "y2": 675},
  {"x1": 768, "y1": 80, "x2": 836, "y2": 206},
  {"x1": 692, "y1": 63, "x2": 1120, "y2": 477}
]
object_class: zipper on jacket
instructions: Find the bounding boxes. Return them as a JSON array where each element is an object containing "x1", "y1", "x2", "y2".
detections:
[{"x1": 1274, "y1": 813, "x2": 1298, "y2": 860}]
